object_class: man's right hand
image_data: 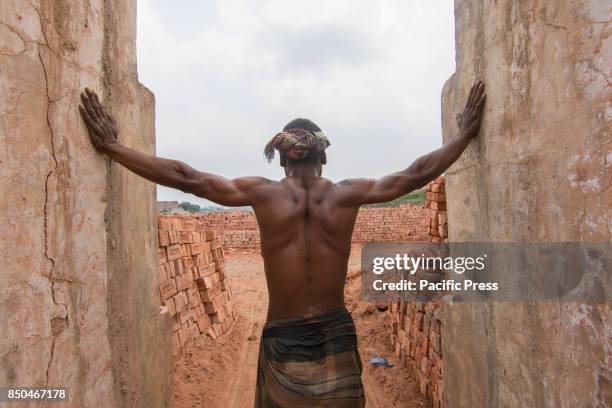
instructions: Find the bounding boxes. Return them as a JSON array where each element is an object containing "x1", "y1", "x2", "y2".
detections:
[
  {"x1": 456, "y1": 81, "x2": 486, "y2": 139},
  {"x1": 79, "y1": 88, "x2": 118, "y2": 153}
]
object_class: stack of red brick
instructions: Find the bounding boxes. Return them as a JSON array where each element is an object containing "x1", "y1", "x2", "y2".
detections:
[
  {"x1": 352, "y1": 205, "x2": 429, "y2": 242},
  {"x1": 198, "y1": 212, "x2": 261, "y2": 250},
  {"x1": 426, "y1": 177, "x2": 448, "y2": 243},
  {"x1": 198, "y1": 204, "x2": 431, "y2": 251},
  {"x1": 157, "y1": 215, "x2": 236, "y2": 357},
  {"x1": 388, "y1": 301, "x2": 444, "y2": 408},
  {"x1": 387, "y1": 176, "x2": 447, "y2": 407}
]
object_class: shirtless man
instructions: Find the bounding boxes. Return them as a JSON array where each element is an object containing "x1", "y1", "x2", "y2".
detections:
[{"x1": 79, "y1": 81, "x2": 486, "y2": 407}]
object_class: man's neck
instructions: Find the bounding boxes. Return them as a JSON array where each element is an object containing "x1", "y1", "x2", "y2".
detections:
[{"x1": 285, "y1": 163, "x2": 322, "y2": 180}]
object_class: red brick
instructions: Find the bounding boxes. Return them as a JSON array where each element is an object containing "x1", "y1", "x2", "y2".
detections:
[
  {"x1": 201, "y1": 272, "x2": 219, "y2": 289},
  {"x1": 179, "y1": 308, "x2": 192, "y2": 324},
  {"x1": 184, "y1": 219, "x2": 196, "y2": 231},
  {"x1": 158, "y1": 247, "x2": 167, "y2": 265},
  {"x1": 430, "y1": 183, "x2": 445, "y2": 193},
  {"x1": 159, "y1": 265, "x2": 168, "y2": 283},
  {"x1": 174, "y1": 291, "x2": 189, "y2": 313},
  {"x1": 159, "y1": 218, "x2": 173, "y2": 230},
  {"x1": 166, "y1": 244, "x2": 181, "y2": 261},
  {"x1": 200, "y1": 241, "x2": 211, "y2": 253},
  {"x1": 181, "y1": 256, "x2": 195, "y2": 270},
  {"x1": 180, "y1": 243, "x2": 191, "y2": 257},
  {"x1": 171, "y1": 315, "x2": 181, "y2": 332},
  {"x1": 429, "y1": 201, "x2": 446, "y2": 211},
  {"x1": 221, "y1": 278, "x2": 231, "y2": 291},
  {"x1": 168, "y1": 229, "x2": 179, "y2": 244},
  {"x1": 206, "y1": 326, "x2": 217, "y2": 340},
  {"x1": 198, "y1": 285, "x2": 221, "y2": 302},
  {"x1": 167, "y1": 297, "x2": 177, "y2": 316},
  {"x1": 205, "y1": 298, "x2": 221, "y2": 315},
  {"x1": 421, "y1": 356, "x2": 432, "y2": 377},
  {"x1": 176, "y1": 273, "x2": 192, "y2": 291},
  {"x1": 159, "y1": 229, "x2": 170, "y2": 247},
  {"x1": 193, "y1": 253, "x2": 206, "y2": 267},
  {"x1": 178, "y1": 230, "x2": 191, "y2": 244},
  {"x1": 171, "y1": 258, "x2": 184, "y2": 275},
  {"x1": 437, "y1": 211, "x2": 448, "y2": 225},
  {"x1": 190, "y1": 242, "x2": 202, "y2": 255},
  {"x1": 160, "y1": 279, "x2": 178, "y2": 300},
  {"x1": 178, "y1": 327, "x2": 189, "y2": 348},
  {"x1": 214, "y1": 258, "x2": 225, "y2": 271},
  {"x1": 197, "y1": 315, "x2": 212, "y2": 333},
  {"x1": 165, "y1": 261, "x2": 176, "y2": 278},
  {"x1": 438, "y1": 224, "x2": 448, "y2": 237}
]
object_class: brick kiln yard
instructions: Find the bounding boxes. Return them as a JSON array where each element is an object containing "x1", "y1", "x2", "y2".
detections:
[
  {"x1": 3, "y1": 1, "x2": 608, "y2": 406},
  {"x1": 169, "y1": 179, "x2": 448, "y2": 407},
  {"x1": 173, "y1": 246, "x2": 430, "y2": 408}
]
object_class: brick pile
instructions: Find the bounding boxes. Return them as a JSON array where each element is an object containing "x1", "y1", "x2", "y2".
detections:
[
  {"x1": 352, "y1": 205, "x2": 429, "y2": 242},
  {"x1": 198, "y1": 212, "x2": 261, "y2": 250},
  {"x1": 388, "y1": 301, "x2": 444, "y2": 407},
  {"x1": 425, "y1": 176, "x2": 448, "y2": 243},
  {"x1": 198, "y1": 204, "x2": 430, "y2": 251},
  {"x1": 157, "y1": 215, "x2": 237, "y2": 357},
  {"x1": 387, "y1": 176, "x2": 447, "y2": 407}
]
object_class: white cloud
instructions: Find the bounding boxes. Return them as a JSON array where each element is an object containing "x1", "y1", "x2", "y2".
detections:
[{"x1": 136, "y1": 0, "x2": 455, "y2": 206}]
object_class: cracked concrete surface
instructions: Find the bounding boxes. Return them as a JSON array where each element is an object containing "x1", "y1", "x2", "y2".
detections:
[
  {"x1": 441, "y1": 1, "x2": 610, "y2": 407},
  {"x1": 1, "y1": 1, "x2": 171, "y2": 407}
]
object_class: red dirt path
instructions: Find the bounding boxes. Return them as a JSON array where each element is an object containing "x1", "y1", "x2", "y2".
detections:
[{"x1": 174, "y1": 246, "x2": 429, "y2": 408}]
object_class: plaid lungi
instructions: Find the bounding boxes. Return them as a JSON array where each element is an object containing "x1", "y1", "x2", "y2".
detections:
[{"x1": 255, "y1": 307, "x2": 365, "y2": 407}]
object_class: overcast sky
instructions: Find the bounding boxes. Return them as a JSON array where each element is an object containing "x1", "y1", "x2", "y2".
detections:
[{"x1": 136, "y1": 0, "x2": 455, "y2": 207}]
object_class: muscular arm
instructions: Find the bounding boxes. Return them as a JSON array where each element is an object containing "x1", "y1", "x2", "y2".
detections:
[
  {"x1": 79, "y1": 88, "x2": 266, "y2": 207},
  {"x1": 338, "y1": 81, "x2": 486, "y2": 205}
]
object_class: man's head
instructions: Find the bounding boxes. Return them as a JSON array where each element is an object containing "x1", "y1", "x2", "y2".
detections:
[{"x1": 264, "y1": 118, "x2": 330, "y2": 171}]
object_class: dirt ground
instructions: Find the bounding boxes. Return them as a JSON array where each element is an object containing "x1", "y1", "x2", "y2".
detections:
[{"x1": 174, "y1": 245, "x2": 429, "y2": 408}]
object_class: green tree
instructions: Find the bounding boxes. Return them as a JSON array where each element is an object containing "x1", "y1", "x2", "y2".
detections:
[{"x1": 179, "y1": 201, "x2": 201, "y2": 213}]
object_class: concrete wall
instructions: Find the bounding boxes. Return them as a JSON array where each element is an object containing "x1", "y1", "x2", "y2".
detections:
[
  {"x1": 0, "y1": 1, "x2": 172, "y2": 406},
  {"x1": 441, "y1": 1, "x2": 610, "y2": 407}
]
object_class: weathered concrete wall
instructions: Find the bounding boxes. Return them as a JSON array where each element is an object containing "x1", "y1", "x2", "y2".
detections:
[
  {"x1": 441, "y1": 1, "x2": 610, "y2": 407},
  {"x1": 0, "y1": 1, "x2": 171, "y2": 406}
]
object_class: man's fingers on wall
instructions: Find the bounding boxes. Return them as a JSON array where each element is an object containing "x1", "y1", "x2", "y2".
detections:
[
  {"x1": 477, "y1": 94, "x2": 486, "y2": 110},
  {"x1": 79, "y1": 105, "x2": 94, "y2": 128},
  {"x1": 89, "y1": 90, "x2": 105, "y2": 119},
  {"x1": 466, "y1": 84, "x2": 477, "y2": 111},
  {"x1": 475, "y1": 83, "x2": 484, "y2": 102},
  {"x1": 81, "y1": 93, "x2": 98, "y2": 121},
  {"x1": 470, "y1": 82, "x2": 484, "y2": 112}
]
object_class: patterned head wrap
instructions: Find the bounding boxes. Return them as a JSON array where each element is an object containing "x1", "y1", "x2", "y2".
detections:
[{"x1": 264, "y1": 128, "x2": 331, "y2": 163}]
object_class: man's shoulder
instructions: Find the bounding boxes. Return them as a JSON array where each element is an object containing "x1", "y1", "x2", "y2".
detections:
[
  {"x1": 334, "y1": 177, "x2": 375, "y2": 189},
  {"x1": 233, "y1": 176, "x2": 279, "y2": 191}
]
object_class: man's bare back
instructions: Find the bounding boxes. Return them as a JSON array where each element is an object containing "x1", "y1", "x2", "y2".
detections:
[
  {"x1": 78, "y1": 82, "x2": 486, "y2": 321},
  {"x1": 253, "y1": 176, "x2": 359, "y2": 320}
]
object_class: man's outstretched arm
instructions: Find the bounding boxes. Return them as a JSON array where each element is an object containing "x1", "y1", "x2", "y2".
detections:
[
  {"x1": 337, "y1": 81, "x2": 486, "y2": 205},
  {"x1": 79, "y1": 89, "x2": 266, "y2": 207}
]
